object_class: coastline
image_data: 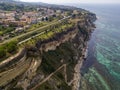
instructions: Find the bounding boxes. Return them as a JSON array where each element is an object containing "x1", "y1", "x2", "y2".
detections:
[
  {"x1": 72, "y1": 46, "x2": 88, "y2": 90},
  {"x1": 0, "y1": 8, "x2": 96, "y2": 89},
  {"x1": 72, "y1": 15, "x2": 96, "y2": 90}
]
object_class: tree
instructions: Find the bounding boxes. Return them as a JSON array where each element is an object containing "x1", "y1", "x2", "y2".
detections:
[
  {"x1": 0, "y1": 31, "x2": 3, "y2": 36},
  {"x1": 49, "y1": 16, "x2": 54, "y2": 22},
  {"x1": 0, "y1": 46, "x2": 6, "y2": 58},
  {"x1": 6, "y1": 41, "x2": 17, "y2": 53},
  {"x1": 45, "y1": 17, "x2": 48, "y2": 21},
  {"x1": 41, "y1": 17, "x2": 44, "y2": 21}
]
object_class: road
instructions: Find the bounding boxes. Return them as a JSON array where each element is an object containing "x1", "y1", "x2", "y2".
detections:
[
  {"x1": 31, "y1": 64, "x2": 67, "y2": 90},
  {"x1": 0, "y1": 49, "x2": 24, "y2": 67},
  {"x1": 0, "y1": 16, "x2": 71, "y2": 46},
  {"x1": 18, "y1": 31, "x2": 45, "y2": 45}
]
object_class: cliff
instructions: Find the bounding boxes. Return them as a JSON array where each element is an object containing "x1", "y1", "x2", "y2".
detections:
[{"x1": 0, "y1": 12, "x2": 96, "y2": 90}]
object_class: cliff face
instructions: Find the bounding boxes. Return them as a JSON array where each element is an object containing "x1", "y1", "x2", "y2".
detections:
[
  {"x1": 0, "y1": 12, "x2": 96, "y2": 90},
  {"x1": 27, "y1": 14, "x2": 96, "y2": 90}
]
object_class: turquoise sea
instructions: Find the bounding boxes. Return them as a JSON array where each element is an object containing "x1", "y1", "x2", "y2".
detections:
[{"x1": 76, "y1": 4, "x2": 120, "y2": 90}]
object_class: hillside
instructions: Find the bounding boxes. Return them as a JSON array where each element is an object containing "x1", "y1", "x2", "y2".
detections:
[{"x1": 0, "y1": 1, "x2": 96, "y2": 90}]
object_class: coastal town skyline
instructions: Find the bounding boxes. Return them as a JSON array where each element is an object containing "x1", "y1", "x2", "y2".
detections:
[{"x1": 20, "y1": 0, "x2": 120, "y2": 4}]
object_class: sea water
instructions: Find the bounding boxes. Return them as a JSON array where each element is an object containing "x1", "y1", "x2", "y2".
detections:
[{"x1": 77, "y1": 4, "x2": 120, "y2": 90}]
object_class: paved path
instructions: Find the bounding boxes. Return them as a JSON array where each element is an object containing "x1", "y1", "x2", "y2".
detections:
[{"x1": 31, "y1": 64, "x2": 67, "y2": 90}]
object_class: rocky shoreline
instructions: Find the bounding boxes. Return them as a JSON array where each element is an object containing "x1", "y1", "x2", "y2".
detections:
[
  {"x1": 72, "y1": 46, "x2": 88, "y2": 90},
  {"x1": 72, "y1": 16, "x2": 96, "y2": 90}
]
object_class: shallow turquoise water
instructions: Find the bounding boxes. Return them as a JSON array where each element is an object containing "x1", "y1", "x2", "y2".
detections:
[{"x1": 77, "y1": 4, "x2": 120, "y2": 90}]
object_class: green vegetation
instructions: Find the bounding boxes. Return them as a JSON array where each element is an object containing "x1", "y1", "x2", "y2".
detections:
[
  {"x1": 37, "y1": 42, "x2": 75, "y2": 74},
  {"x1": 0, "y1": 19, "x2": 74, "y2": 61},
  {"x1": 0, "y1": 25, "x2": 15, "y2": 35},
  {"x1": 6, "y1": 40, "x2": 17, "y2": 53},
  {"x1": 10, "y1": 87, "x2": 23, "y2": 90},
  {"x1": 20, "y1": 21, "x2": 74, "y2": 46},
  {"x1": 56, "y1": 72, "x2": 64, "y2": 80},
  {"x1": 36, "y1": 82, "x2": 53, "y2": 90},
  {"x1": 0, "y1": 3, "x2": 36, "y2": 11},
  {"x1": 0, "y1": 40, "x2": 17, "y2": 59},
  {"x1": 0, "y1": 1, "x2": 96, "y2": 89},
  {"x1": 28, "y1": 22, "x2": 49, "y2": 31},
  {"x1": 0, "y1": 46, "x2": 6, "y2": 58},
  {"x1": 36, "y1": 42, "x2": 76, "y2": 89},
  {"x1": 36, "y1": 78, "x2": 71, "y2": 90}
]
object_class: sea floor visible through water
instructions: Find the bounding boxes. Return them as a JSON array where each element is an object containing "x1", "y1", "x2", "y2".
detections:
[{"x1": 75, "y1": 4, "x2": 120, "y2": 90}]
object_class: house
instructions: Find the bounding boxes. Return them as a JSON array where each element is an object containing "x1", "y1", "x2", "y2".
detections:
[
  {"x1": 24, "y1": 25, "x2": 30, "y2": 29},
  {"x1": 15, "y1": 27, "x2": 24, "y2": 33},
  {"x1": 56, "y1": 10, "x2": 62, "y2": 14},
  {"x1": 31, "y1": 17, "x2": 37, "y2": 24}
]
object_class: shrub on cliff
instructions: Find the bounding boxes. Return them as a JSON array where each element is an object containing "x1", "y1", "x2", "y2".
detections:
[
  {"x1": 0, "y1": 40, "x2": 18, "y2": 59},
  {"x1": 0, "y1": 46, "x2": 6, "y2": 58},
  {"x1": 6, "y1": 40, "x2": 17, "y2": 53}
]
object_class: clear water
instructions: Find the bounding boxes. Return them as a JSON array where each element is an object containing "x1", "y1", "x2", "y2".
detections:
[{"x1": 76, "y1": 4, "x2": 120, "y2": 90}]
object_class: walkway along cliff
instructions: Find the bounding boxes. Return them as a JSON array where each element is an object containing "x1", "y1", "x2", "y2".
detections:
[{"x1": 0, "y1": 11, "x2": 96, "y2": 90}]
